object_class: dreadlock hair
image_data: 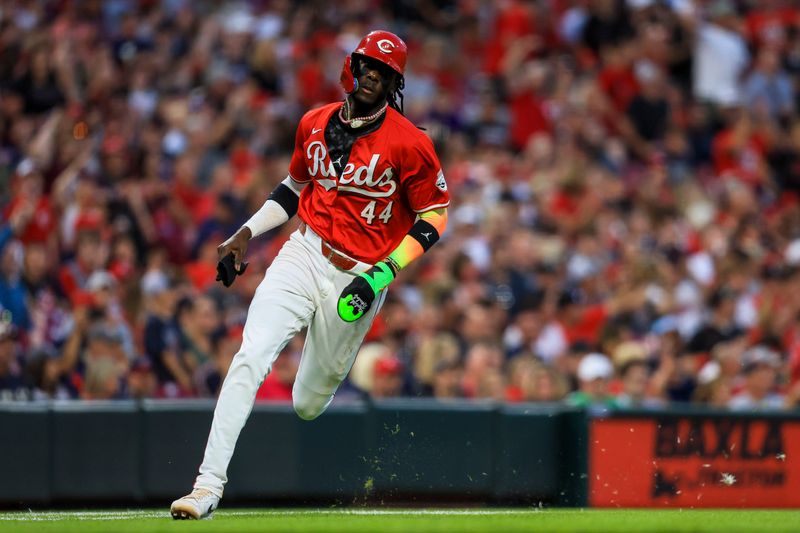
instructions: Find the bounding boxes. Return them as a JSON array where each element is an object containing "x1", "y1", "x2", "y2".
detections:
[
  {"x1": 348, "y1": 53, "x2": 405, "y2": 115},
  {"x1": 388, "y1": 75, "x2": 405, "y2": 115}
]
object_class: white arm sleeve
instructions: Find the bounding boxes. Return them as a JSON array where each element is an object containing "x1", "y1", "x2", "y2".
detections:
[{"x1": 242, "y1": 176, "x2": 307, "y2": 238}]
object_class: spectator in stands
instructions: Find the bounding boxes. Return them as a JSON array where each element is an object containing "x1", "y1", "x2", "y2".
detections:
[
  {"x1": 126, "y1": 357, "x2": 157, "y2": 400},
  {"x1": 85, "y1": 270, "x2": 135, "y2": 360},
  {"x1": 695, "y1": 337, "x2": 747, "y2": 391},
  {"x1": 410, "y1": 305, "x2": 461, "y2": 395},
  {"x1": 2, "y1": 0, "x2": 800, "y2": 411},
  {"x1": 566, "y1": 353, "x2": 617, "y2": 408},
  {"x1": 693, "y1": 377, "x2": 733, "y2": 407},
  {"x1": 193, "y1": 327, "x2": 239, "y2": 399},
  {"x1": 693, "y1": 0, "x2": 749, "y2": 106},
  {"x1": 582, "y1": 0, "x2": 635, "y2": 54},
  {"x1": 0, "y1": 238, "x2": 28, "y2": 332},
  {"x1": 79, "y1": 319, "x2": 129, "y2": 400},
  {"x1": 21, "y1": 241, "x2": 68, "y2": 351},
  {"x1": 475, "y1": 368, "x2": 508, "y2": 402},
  {"x1": 431, "y1": 359, "x2": 464, "y2": 400},
  {"x1": 256, "y1": 336, "x2": 301, "y2": 402},
  {"x1": 0, "y1": 323, "x2": 26, "y2": 401},
  {"x1": 25, "y1": 346, "x2": 74, "y2": 400},
  {"x1": 370, "y1": 355, "x2": 405, "y2": 400},
  {"x1": 622, "y1": 61, "x2": 671, "y2": 160},
  {"x1": 176, "y1": 295, "x2": 221, "y2": 387},
  {"x1": 508, "y1": 357, "x2": 568, "y2": 402},
  {"x1": 743, "y1": 48, "x2": 794, "y2": 120},
  {"x1": 58, "y1": 229, "x2": 107, "y2": 306},
  {"x1": 4, "y1": 162, "x2": 56, "y2": 253},
  {"x1": 11, "y1": 44, "x2": 66, "y2": 115},
  {"x1": 728, "y1": 345, "x2": 785, "y2": 410},
  {"x1": 529, "y1": 365, "x2": 569, "y2": 402},
  {"x1": 506, "y1": 356, "x2": 539, "y2": 402},
  {"x1": 615, "y1": 359, "x2": 666, "y2": 409},
  {"x1": 141, "y1": 270, "x2": 186, "y2": 397},
  {"x1": 461, "y1": 343, "x2": 504, "y2": 398},
  {"x1": 686, "y1": 286, "x2": 744, "y2": 356},
  {"x1": 82, "y1": 357, "x2": 124, "y2": 400}
]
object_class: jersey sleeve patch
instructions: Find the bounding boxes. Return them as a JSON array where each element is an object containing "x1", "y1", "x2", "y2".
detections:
[
  {"x1": 435, "y1": 170, "x2": 447, "y2": 192},
  {"x1": 401, "y1": 136, "x2": 450, "y2": 214}
]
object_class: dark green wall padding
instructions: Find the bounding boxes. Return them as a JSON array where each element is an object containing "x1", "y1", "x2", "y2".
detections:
[{"x1": 0, "y1": 400, "x2": 587, "y2": 507}]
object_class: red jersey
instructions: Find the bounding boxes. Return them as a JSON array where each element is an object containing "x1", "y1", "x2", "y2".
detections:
[{"x1": 289, "y1": 103, "x2": 450, "y2": 264}]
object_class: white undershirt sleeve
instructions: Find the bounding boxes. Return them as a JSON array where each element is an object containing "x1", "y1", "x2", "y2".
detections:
[{"x1": 242, "y1": 176, "x2": 307, "y2": 238}]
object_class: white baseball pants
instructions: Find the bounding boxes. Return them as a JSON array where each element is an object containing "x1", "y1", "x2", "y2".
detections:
[{"x1": 194, "y1": 227, "x2": 384, "y2": 497}]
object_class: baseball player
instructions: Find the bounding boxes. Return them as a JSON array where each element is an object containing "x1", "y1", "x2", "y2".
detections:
[{"x1": 170, "y1": 30, "x2": 449, "y2": 519}]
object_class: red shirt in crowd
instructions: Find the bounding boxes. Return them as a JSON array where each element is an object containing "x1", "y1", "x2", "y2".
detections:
[
  {"x1": 255, "y1": 372, "x2": 293, "y2": 402},
  {"x1": 711, "y1": 128, "x2": 768, "y2": 185},
  {"x1": 509, "y1": 92, "x2": 551, "y2": 151},
  {"x1": 565, "y1": 304, "x2": 609, "y2": 347},
  {"x1": 598, "y1": 65, "x2": 639, "y2": 112},
  {"x1": 746, "y1": 6, "x2": 800, "y2": 50},
  {"x1": 3, "y1": 196, "x2": 55, "y2": 244}
]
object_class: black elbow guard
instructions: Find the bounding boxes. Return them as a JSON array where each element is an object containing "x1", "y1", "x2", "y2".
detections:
[
  {"x1": 408, "y1": 219, "x2": 440, "y2": 251},
  {"x1": 268, "y1": 183, "x2": 300, "y2": 218}
]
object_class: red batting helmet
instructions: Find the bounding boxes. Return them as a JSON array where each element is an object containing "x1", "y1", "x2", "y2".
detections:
[
  {"x1": 341, "y1": 30, "x2": 407, "y2": 94},
  {"x1": 353, "y1": 30, "x2": 407, "y2": 75}
]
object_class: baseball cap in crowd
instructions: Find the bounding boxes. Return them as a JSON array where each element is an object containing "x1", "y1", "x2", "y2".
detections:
[
  {"x1": 577, "y1": 353, "x2": 614, "y2": 382},
  {"x1": 612, "y1": 341, "x2": 647, "y2": 368},
  {"x1": 785, "y1": 239, "x2": 800, "y2": 266},
  {"x1": 221, "y1": 9, "x2": 254, "y2": 35},
  {"x1": 566, "y1": 254, "x2": 598, "y2": 282},
  {"x1": 141, "y1": 270, "x2": 170, "y2": 296},
  {"x1": 741, "y1": 346, "x2": 781, "y2": 374},
  {"x1": 349, "y1": 343, "x2": 392, "y2": 391},
  {"x1": 86, "y1": 270, "x2": 116, "y2": 292},
  {"x1": 374, "y1": 356, "x2": 403, "y2": 377}
]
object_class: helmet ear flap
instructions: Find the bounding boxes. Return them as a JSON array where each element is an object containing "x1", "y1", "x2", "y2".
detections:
[{"x1": 340, "y1": 55, "x2": 358, "y2": 94}]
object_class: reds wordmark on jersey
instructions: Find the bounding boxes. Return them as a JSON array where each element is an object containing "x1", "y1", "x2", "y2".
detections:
[{"x1": 289, "y1": 103, "x2": 449, "y2": 264}]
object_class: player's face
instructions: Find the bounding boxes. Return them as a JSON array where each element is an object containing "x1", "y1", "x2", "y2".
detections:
[{"x1": 352, "y1": 56, "x2": 395, "y2": 109}]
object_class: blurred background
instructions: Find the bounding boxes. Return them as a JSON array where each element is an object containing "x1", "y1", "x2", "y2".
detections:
[{"x1": 2, "y1": 0, "x2": 800, "y2": 414}]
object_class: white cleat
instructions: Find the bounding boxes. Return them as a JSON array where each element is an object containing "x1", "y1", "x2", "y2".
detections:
[{"x1": 170, "y1": 488, "x2": 220, "y2": 520}]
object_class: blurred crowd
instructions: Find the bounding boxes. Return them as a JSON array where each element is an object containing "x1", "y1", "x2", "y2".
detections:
[{"x1": 3, "y1": 0, "x2": 800, "y2": 411}]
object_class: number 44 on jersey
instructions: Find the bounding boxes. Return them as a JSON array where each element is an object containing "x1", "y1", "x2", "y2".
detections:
[{"x1": 360, "y1": 200, "x2": 393, "y2": 224}]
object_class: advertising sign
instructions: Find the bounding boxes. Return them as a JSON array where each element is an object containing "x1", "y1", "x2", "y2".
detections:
[{"x1": 590, "y1": 416, "x2": 800, "y2": 507}]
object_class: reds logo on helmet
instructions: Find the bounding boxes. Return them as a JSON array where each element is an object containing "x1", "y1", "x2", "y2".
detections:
[
  {"x1": 341, "y1": 30, "x2": 407, "y2": 93},
  {"x1": 376, "y1": 39, "x2": 395, "y2": 54}
]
